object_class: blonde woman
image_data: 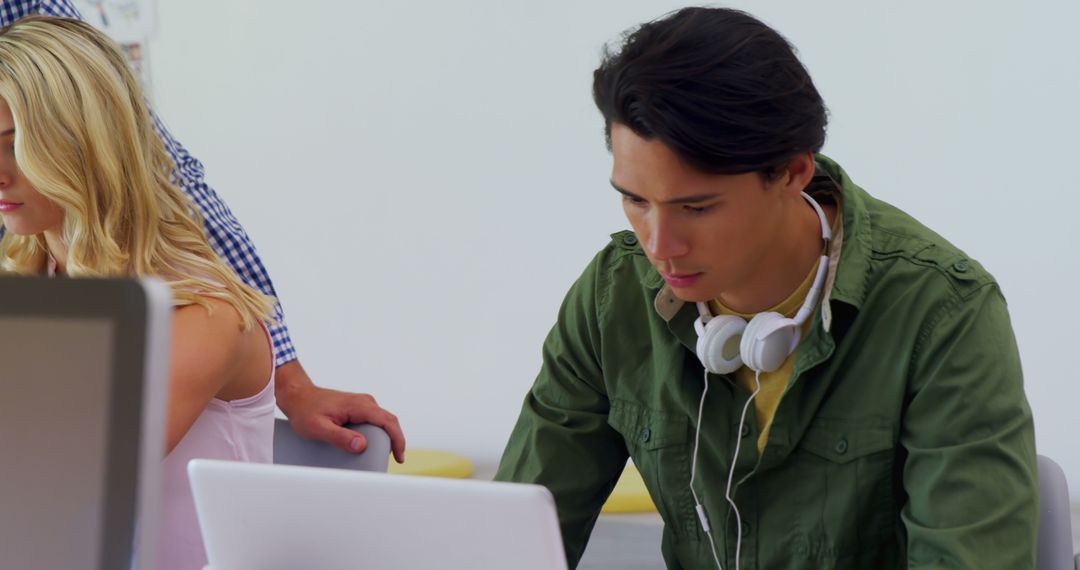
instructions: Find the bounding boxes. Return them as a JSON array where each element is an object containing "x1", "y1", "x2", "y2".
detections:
[
  {"x1": 0, "y1": 0, "x2": 406, "y2": 467},
  {"x1": 0, "y1": 16, "x2": 275, "y2": 569}
]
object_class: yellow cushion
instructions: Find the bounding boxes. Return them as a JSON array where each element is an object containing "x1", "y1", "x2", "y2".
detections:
[
  {"x1": 601, "y1": 463, "x2": 657, "y2": 513},
  {"x1": 387, "y1": 452, "x2": 654, "y2": 513},
  {"x1": 388, "y1": 449, "x2": 474, "y2": 479}
]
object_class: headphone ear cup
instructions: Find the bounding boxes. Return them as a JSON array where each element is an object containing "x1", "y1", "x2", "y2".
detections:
[
  {"x1": 740, "y1": 312, "x2": 799, "y2": 373},
  {"x1": 695, "y1": 315, "x2": 747, "y2": 375}
]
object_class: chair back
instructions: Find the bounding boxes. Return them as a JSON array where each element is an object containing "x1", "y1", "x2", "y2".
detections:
[
  {"x1": 1036, "y1": 454, "x2": 1076, "y2": 570},
  {"x1": 273, "y1": 418, "x2": 390, "y2": 472}
]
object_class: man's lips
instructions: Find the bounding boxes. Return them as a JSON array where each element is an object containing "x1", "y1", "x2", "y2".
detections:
[{"x1": 659, "y1": 271, "x2": 703, "y2": 287}]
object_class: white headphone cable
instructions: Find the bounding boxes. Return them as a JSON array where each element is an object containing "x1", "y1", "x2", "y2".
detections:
[
  {"x1": 725, "y1": 369, "x2": 762, "y2": 570},
  {"x1": 690, "y1": 368, "x2": 723, "y2": 570},
  {"x1": 691, "y1": 367, "x2": 725, "y2": 565},
  {"x1": 691, "y1": 368, "x2": 762, "y2": 570}
]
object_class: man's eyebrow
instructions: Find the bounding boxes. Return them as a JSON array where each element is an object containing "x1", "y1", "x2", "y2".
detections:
[
  {"x1": 0, "y1": 128, "x2": 13, "y2": 137},
  {"x1": 610, "y1": 180, "x2": 721, "y2": 205}
]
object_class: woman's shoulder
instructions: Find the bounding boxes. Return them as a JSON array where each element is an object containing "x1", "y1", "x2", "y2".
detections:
[
  {"x1": 174, "y1": 297, "x2": 243, "y2": 331},
  {"x1": 173, "y1": 297, "x2": 272, "y2": 400}
]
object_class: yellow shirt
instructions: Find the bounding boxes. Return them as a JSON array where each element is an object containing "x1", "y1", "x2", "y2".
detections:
[{"x1": 709, "y1": 264, "x2": 817, "y2": 454}]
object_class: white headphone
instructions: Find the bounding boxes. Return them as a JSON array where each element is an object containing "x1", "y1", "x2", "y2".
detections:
[{"x1": 693, "y1": 192, "x2": 831, "y2": 374}]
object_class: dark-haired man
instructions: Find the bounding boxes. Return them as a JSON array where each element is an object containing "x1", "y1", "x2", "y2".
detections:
[{"x1": 495, "y1": 7, "x2": 1037, "y2": 569}]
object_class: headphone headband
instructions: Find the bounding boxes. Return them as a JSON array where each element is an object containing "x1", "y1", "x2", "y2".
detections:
[{"x1": 791, "y1": 192, "x2": 830, "y2": 328}]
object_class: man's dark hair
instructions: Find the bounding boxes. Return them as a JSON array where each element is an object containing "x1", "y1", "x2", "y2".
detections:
[{"x1": 592, "y1": 7, "x2": 827, "y2": 178}]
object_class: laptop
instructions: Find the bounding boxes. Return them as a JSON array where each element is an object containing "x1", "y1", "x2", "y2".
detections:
[
  {"x1": 0, "y1": 276, "x2": 172, "y2": 570},
  {"x1": 189, "y1": 459, "x2": 568, "y2": 570}
]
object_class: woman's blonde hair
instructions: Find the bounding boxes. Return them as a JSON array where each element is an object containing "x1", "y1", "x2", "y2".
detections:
[{"x1": 0, "y1": 16, "x2": 273, "y2": 329}]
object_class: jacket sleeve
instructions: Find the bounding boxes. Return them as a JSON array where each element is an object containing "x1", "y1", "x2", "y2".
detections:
[
  {"x1": 902, "y1": 282, "x2": 1038, "y2": 569},
  {"x1": 494, "y1": 250, "x2": 629, "y2": 569}
]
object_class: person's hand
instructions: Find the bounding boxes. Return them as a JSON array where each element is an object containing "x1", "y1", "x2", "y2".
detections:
[{"x1": 275, "y1": 360, "x2": 405, "y2": 463}]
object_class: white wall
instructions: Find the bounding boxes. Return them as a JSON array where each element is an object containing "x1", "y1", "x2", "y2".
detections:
[{"x1": 148, "y1": 0, "x2": 1080, "y2": 486}]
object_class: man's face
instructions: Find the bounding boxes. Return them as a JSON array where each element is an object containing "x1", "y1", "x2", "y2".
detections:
[
  {"x1": 0, "y1": 100, "x2": 63, "y2": 236},
  {"x1": 610, "y1": 123, "x2": 791, "y2": 303}
]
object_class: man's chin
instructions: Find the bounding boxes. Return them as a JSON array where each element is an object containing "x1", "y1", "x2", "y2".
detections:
[{"x1": 667, "y1": 285, "x2": 713, "y2": 304}]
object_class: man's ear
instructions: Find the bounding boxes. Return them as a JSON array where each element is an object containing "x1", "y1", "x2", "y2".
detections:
[{"x1": 782, "y1": 152, "x2": 816, "y2": 195}]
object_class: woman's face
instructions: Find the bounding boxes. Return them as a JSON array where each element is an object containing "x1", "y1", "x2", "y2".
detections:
[{"x1": 0, "y1": 99, "x2": 63, "y2": 236}]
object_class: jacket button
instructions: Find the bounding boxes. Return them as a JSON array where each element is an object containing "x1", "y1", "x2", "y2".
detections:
[
  {"x1": 740, "y1": 423, "x2": 751, "y2": 438},
  {"x1": 740, "y1": 521, "x2": 751, "y2": 536},
  {"x1": 835, "y1": 438, "x2": 849, "y2": 454},
  {"x1": 639, "y1": 427, "x2": 651, "y2": 444},
  {"x1": 622, "y1": 234, "x2": 638, "y2": 246},
  {"x1": 952, "y1": 261, "x2": 968, "y2": 272}
]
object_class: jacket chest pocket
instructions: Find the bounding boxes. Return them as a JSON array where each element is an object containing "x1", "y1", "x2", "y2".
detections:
[
  {"x1": 786, "y1": 418, "x2": 898, "y2": 559},
  {"x1": 607, "y1": 399, "x2": 698, "y2": 539}
]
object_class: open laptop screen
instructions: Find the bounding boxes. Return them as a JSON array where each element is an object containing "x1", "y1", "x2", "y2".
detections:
[{"x1": 0, "y1": 276, "x2": 171, "y2": 570}]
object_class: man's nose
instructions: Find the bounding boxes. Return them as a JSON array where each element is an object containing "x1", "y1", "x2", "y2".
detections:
[{"x1": 644, "y1": 215, "x2": 689, "y2": 261}]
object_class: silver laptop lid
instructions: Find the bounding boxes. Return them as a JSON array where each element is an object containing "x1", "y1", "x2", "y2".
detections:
[
  {"x1": 189, "y1": 459, "x2": 568, "y2": 570},
  {"x1": 0, "y1": 276, "x2": 171, "y2": 570}
]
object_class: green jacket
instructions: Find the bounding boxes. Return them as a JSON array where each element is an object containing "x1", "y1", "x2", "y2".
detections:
[{"x1": 495, "y1": 156, "x2": 1038, "y2": 569}]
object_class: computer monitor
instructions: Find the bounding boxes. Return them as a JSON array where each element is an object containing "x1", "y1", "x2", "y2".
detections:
[{"x1": 0, "y1": 276, "x2": 172, "y2": 570}]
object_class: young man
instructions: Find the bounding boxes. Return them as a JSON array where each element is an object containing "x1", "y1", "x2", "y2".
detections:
[
  {"x1": 0, "y1": 0, "x2": 405, "y2": 461},
  {"x1": 495, "y1": 7, "x2": 1037, "y2": 569}
]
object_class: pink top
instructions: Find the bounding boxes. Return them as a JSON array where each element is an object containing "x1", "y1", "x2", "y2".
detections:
[
  {"x1": 156, "y1": 330, "x2": 276, "y2": 570},
  {"x1": 44, "y1": 256, "x2": 274, "y2": 569}
]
